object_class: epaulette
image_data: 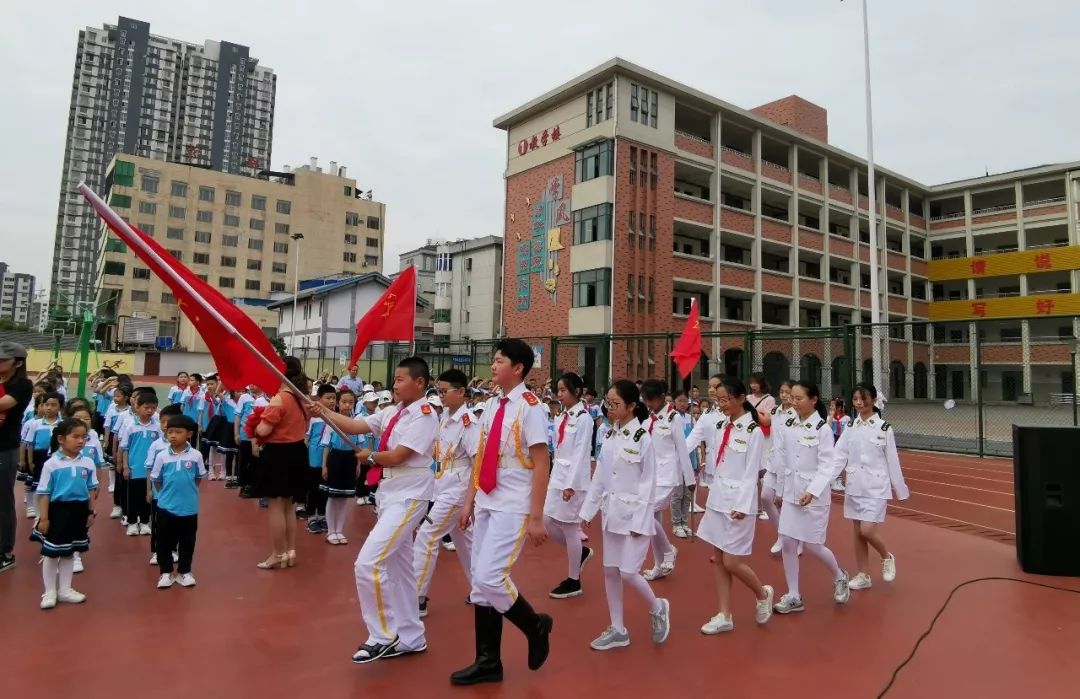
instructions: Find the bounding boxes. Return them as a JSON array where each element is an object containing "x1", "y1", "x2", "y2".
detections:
[
  {"x1": 633, "y1": 428, "x2": 646, "y2": 442},
  {"x1": 816, "y1": 419, "x2": 826, "y2": 431},
  {"x1": 881, "y1": 422, "x2": 891, "y2": 432},
  {"x1": 574, "y1": 408, "x2": 587, "y2": 417},
  {"x1": 747, "y1": 423, "x2": 757, "y2": 432},
  {"x1": 420, "y1": 404, "x2": 432, "y2": 415},
  {"x1": 605, "y1": 429, "x2": 616, "y2": 439},
  {"x1": 785, "y1": 417, "x2": 796, "y2": 427},
  {"x1": 716, "y1": 419, "x2": 725, "y2": 429},
  {"x1": 523, "y1": 392, "x2": 539, "y2": 407},
  {"x1": 667, "y1": 412, "x2": 676, "y2": 422},
  {"x1": 462, "y1": 413, "x2": 471, "y2": 427}
]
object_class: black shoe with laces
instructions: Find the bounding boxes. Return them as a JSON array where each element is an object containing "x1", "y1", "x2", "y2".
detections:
[{"x1": 549, "y1": 577, "x2": 582, "y2": 599}]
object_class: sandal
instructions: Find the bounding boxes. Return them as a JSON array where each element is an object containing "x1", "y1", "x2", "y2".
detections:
[
  {"x1": 256, "y1": 554, "x2": 287, "y2": 570},
  {"x1": 351, "y1": 637, "x2": 399, "y2": 664},
  {"x1": 286, "y1": 550, "x2": 297, "y2": 567}
]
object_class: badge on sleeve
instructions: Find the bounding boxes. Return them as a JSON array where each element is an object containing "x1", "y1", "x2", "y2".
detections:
[
  {"x1": 462, "y1": 413, "x2": 471, "y2": 427},
  {"x1": 523, "y1": 392, "x2": 539, "y2": 407},
  {"x1": 421, "y1": 404, "x2": 432, "y2": 415}
]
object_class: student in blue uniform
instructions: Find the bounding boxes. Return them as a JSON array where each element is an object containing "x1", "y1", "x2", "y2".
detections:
[
  {"x1": 65, "y1": 404, "x2": 102, "y2": 574},
  {"x1": 22, "y1": 391, "x2": 64, "y2": 519},
  {"x1": 303, "y1": 384, "x2": 336, "y2": 533},
  {"x1": 235, "y1": 387, "x2": 268, "y2": 498},
  {"x1": 167, "y1": 372, "x2": 189, "y2": 406},
  {"x1": 321, "y1": 390, "x2": 362, "y2": 545},
  {"x1": 151, "y1": 415, "x2": 206, "y2": 589},
  {"x1": 32, "y1": 418, "x2": 98, "y2": 609},
  {"x1": 104, "y1": 386, "x2": 132, "y2": 519},
  {"x1": 146, "y1": 404, "x2": 182, "y2": 566},
  {"x1": 118, "y1": 392, "x2": 160, "y2": 536}
]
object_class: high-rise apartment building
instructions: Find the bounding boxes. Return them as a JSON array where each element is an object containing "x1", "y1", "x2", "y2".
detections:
[
  {"x1": 53, "y1": 16, "x2": 276, "y2": 314},
  {"x1": 0, "y1": 263, "x2": 36, "y2": 327},
  {"x1": 433, "y1": 236, "x2": 503, "y2": 345}
]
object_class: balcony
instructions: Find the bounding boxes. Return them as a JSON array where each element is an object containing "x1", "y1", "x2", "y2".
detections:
[
  {"x1": 720, "y1": 146, "x2": 753, "y2": 174},
  {"x1": 720, "y1": 206, "x2": 754, "y2": 235},
  {"x1": 929, "y1": 212, "x2": 965, "y2": 231},
  {"x1": 718, "y1": 262, "x2": 755, "y2": 290},
  {"x1": 762, "y1": 160, "x2": 791, "y2": 185},
  {"x1": 674, "y1": 194, "x2": 713, "y2": 225},
  {"x1": 888, "y1": 296, "x2": 908, "y2": 315},
  {"x1": 910, "y1": 212, "x2": 927, "y2": 229},
  {"x1": 798, "y1": 173, "x2": 822, "y2": 195},
  {"x1": 674, "y1": 106, "x2": 713, "y2": 160},
  {"x1": 800, "y1": 279, "x2": 825, "y2": 301},
  {"x1": 799, "y1": 227, "x2": 824, "y2": 251},
  {"x1": 971, "y1": 203, "x2": 1017, "y2": 226},
  {"x1": 887, "y1": 251, "x2": 906, "y2": 272},
  {"x1": 1023, "y1": 196, "x2": 1067, "y2": 218},
  {"x1": 828, "y1": 183, "x2": 853, "y2": 206},
  {"x1": 761, "y1": 217, "x2": 792, "y2": 245},
  {"x1": 885, "y1": 203, "x2": 905, "y2": 223},
  {"x1": 910, "y1": 258, "x2": 928, "y2": 278},
  {"x1": 675, "y1": 255, "x2": 714, "y2": 283},
  {"x1": 831, "y1": 285, "x2": 855, "y2": 307},
  {"x1": 675, "y1": 131, "x2": 714, "y2": 160}
]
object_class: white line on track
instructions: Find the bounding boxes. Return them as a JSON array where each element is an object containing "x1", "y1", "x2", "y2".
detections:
[
  {"x1": 903, "y1": 477, "x2": 1013, "y2": 496},
  {"x1": 907, "y1": 490, "x2": 1015, "y2": 513},
  {"x1": 887, "y1": 504, "x2": 1015, "y2": 536},
  {"x1": 903, "y1": 468, "x2": 1013, "y2": 485}
]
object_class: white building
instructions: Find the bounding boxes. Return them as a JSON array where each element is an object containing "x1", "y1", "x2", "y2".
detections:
[
  {"x1": 29, "y1": 289, "x2": 49, "y2": 332},
  {"x1": 434, "y1": 235, "x2": 503, "y2": 345},
  {"x1": 0, "y1": 263, "x2": 36, "y2": 327}
]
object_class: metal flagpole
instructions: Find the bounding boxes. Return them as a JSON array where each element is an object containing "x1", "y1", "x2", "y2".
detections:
[{"x1": 860, "y1": 0, "x2": 885, "y2": 394}]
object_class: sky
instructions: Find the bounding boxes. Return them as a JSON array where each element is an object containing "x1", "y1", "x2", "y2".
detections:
[{"x1": 1, "y1": 0, "x2": 1078, "y2": 294}]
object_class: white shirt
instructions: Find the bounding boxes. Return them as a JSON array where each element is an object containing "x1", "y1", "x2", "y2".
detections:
[
  {"x1": 764, "y1": 405, "x2": 797, "y2": 476},
  {"x1": 474, "y1": 382, "x2": 549, "y2": 515},
  {"x1": 686, "y1": 409, "x2": 727, "y2": 481},
  {"x1": 549, "y1": 401, "x2": 593, "y2": 493},
  {"x1": 434, "y1": 403, "x2": 481, "y2": 500},
  {"x1": 705, "y1": 412, "x2": 763, "y2": 516},
  {"x1": 834, "y1": 414, "x2": 909, "y2": 501},
  {"x1": 365, "y1": 398, "x2": 438, "y2": 502},
  {"x1": 646, "y1": 403, "x2": 695, "y2": 488},
  {"x1": 580, "y1": 418, "x2": 656, "y2": 536},
  {"x1": 772, "y1": 412, "x2": 841, "y2": 506}
]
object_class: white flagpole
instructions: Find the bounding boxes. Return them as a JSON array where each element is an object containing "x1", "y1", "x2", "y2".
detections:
[{"x1": 860, "y1": 0, "x2": 885, "y2": 394}]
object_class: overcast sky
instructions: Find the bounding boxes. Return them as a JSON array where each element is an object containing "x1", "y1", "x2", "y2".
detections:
[{"x1": 2, "y1": 0, "x2": 1077, "y2": 292}]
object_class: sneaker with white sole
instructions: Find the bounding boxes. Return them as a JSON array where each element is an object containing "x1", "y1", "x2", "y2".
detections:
[
  {"x1": 700, "y1": 613, "x2": 734, "y2": 635},
  {"x1": 120, "y1": 516, "x2": 128, "y2": 527},
  {"x1": 773, "y1": 593, "x2": 805, "y2": 614},
  {"x1": 770, "y1": 539, "x2": 783, "y2": 555},
  {"x1": 756, "y1": 585, "x2": 775, "y2": 624},
  {"x1": 157, "y1": 574, "x2": 175, "y2": 589},
  {"x1": 590, "y1": 626, "x2": 630, "y2": 651},
  {"x1": 26, "y1": 506, "x2": 38, "y2": 519},
  {"x1": 107, "y1": 485, "x2": 115, "y2": 493},
  {"x1": 72, "y1": 553, "x2": 84, "y2": 574},
  {"x1": 580, "y1": 545, "x2": 594, "y2": 572},
  {"x1": 882, "y1": 553, "x2": 897, "y2": 583},
  {"x1": 831, "y1": 478, "x2": 845, "y2": 492},
  {"x1": 848, "y1": 572, "x2": 873, "y2": 590},
  {"x1": 691, "y1": 502, "x2": 706, "y2": 513},
  {"x1": 40, "y1": 591, "x2": 57, "y2": 609},
  {"x1": 650, "y1": 598, "x2": 671, "y2": 644},
  {"x1": 139, "y1": 523, "x2": 152, "y2": 536},
  {"x1": 57, "y1": 589, "x2": 86, "y2": 604},
  {"x1": 109, "y1": 506, "x2": 122, "y2": 519},
  {"x1": 176, "y1": 573, "x2": 196, "y2": 587},
  {"x1": 833, "y1": 571, "x2": 851, "y2": 604},
  {"x1": 441, "y1": 540, "x2": 456, "y2": 552},
  {"x1": 642, "y1": 566, "x2": 667, "y2": 582},
  {"x1": 149, "y1": 553, "x2": 158, "y2": 566},
  {"x1": 126, "y1": 524, "x2": 139, "y2": 536},
  {"x1": 757, "y1": 510, "x2": 770, "y2": 520},
  {"x1": 659, "y1": 549, "x2": 677, "y2": 575},
  {"x1": 673, "y1": 526, "x2": 689, "y2": 539}
]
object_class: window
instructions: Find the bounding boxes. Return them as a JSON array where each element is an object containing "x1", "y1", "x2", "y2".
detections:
[
  {"x1": 650, "y1": 153, "x2": 658, "y2": 190},
  {"x1": 270, "y1": 282, "x2": 286, "y2": 292},
  {"x1": 103, "y1": 261, "x2": 126, "y2": 276},
  {"x1": 130, "y1": 290, "x2": 149, "y2": 302},
  {"x1": 574, "y1": 139, "x2": 614, "y2": 182},
  {"x1": 274, "y1": 222, "x2": 290, "y2": 235},
  {"x1": 114, "y1": 160, "x2": 135, "y2": 186},
  {"x1": 572, "y1": 268, "x2": 612, "y2": 307},
  {"x1": 248, "y1": 238, "x2": 263, "y2": 251},
  {"x1": 161, "y1": 292, "x2": 175, "y2": 304},
  {"x1": 573, "y1": 204, "x2": 613, "y2": 244},
  {"x1": 225, "y1": 190, "x2": 241, "y2": 206},
  {"x1": 273, "y1": 242, "x2": 288, "y2": 254},
  {"x1": 138, "y1": 201, "x2": 156, "y2": 215},
  {"x1": 197, "y1": 274, "x2": 209, "y2": 283},
  {"x1": 193, "y1": 253, "x2": 210, "y2": 264},
  {"x1": 247, "y1": 259, "x2": 262, "y2": 271},
  {"x1": 196, "y1": 210, "x2": 213, "y2": 224},
  {"x1": 224, "y1": 214, "x2": 239, "y2": 227},
  {"x1": 344, "y1": 186, "x2": 353, "y2": 197},
  {"x1": 629, "y1": 84, "x2": 659, "y2": 128},
  {"x1": 141, "y1": 174, "x2": 158, "y2": 193},
  {"x1": 344, "y1": 252, "x2": 357, "y2": 263},
  {"x1": 194, "y1": 231, "x2": 211, "y2": 244},
  {"x1": 465, "y1": 257, "x2": 473, "y2": 271},
  {"x1": 167, "y1": 249, "x2": 183, "y2": 262},
  {"x1": 245, "y1": 279, "x2": 261, "y2": 291},
  {"x1": 140, "y1": 223, "x2": 155, "y2": 236},
  {"x1": 105, "y1": 238, "x2": 127, "y2": 253},
  {"x1": 170, "y1": 181, "x2": 188, "y2": 197},
  {"x1": 345, "y1": 234, "x2": 358, "y2": 245},
  {"x1": 365, "y1": 254, "x2": 379, "y2": 266},
  {"x1": 346, "y1": 212, "x2": 360, "y2": 226},
  {"x1": 198, "y1": 186, "x2": 215, "y2": 202},
  {"x1": 220, "y1": 256, "x2": 236, "y2": 267},
  {"x1": 219, "y1": 277, "x2": 235, "y2": 288},
  {"x1": 222, "y1": 235, "x2": 238, "y2": 247},
  {"x1": 648, "y1": 215, "x2": 656, "y2": 250},
  {"x1": 249, "y1": 218, "x2": 265, "y2": 231},
  {"x1": 272, "y1": 261, "x2": 287, "y2": 274},
  {"x1": 367, "y1": 216, "x2": 380, "y2": 229},
  {"x1": 586, "y1": 81, "x2": 614, "y2": 127},
  {"x1": 276, "y1": 200, "x2": 291, "y2": 214},
  {"x1": 168, "y1": 205, "x2": 185, "y2": 219},
  {"x1": 166, "y1": 227, "x2": 184, "y2": 240},
  {"x1": 132, "y1": 267, "x2": 151, "y2": 280},
  {"x1": 251, "y1": 195, "x2": 266, "y2": 211},
  {"x1": 110, "y1": 193, "x2": 132, "y2": 208},
  {"x1": 629, "y1": 146, "x2": 637, "y2": 185}
]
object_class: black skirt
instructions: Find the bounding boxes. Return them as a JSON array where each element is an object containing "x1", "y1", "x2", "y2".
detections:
[
  {"x1": 29, "y1": 450, "x2": 49, "y2": 489},
  {"x1": 203, "y1": 414, "x2": 228, "y2": 447},
  {"x1": 215, "y1": 423, "x2": 238, "y2": 454},
  {"x1": 321, "y1": 449, "x2": 358, "y2": 498},
  {"x1": 30, "y1": 500, "x2": 91, "y2": 558},
  {"x1": 253, "y1": 441, "x2": 307, "y2": 501}
]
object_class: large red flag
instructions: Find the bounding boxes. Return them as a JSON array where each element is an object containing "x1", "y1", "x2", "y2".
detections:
[
  {"x1": 669, "y1": 299, "x2": 703, "y2": 379},
  {"x1": 80, "y1": 185, "x2": 285, "y2": 394},
  {"x1": 348, "y1": 266, "x2": 417, "y2": 367}
]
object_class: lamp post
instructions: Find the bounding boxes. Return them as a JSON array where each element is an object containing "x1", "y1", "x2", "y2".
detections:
[{"x1": 290, "y1": 232, "x2": 305, "y2": 354}]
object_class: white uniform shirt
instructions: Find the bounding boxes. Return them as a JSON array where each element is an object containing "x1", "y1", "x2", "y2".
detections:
[
  {"x1": 764, "y1": 405, "x2": 796, "y2": 477},
  {"x1": 433, "y1": 403, "x2": 481, "y2": 500},
  {"x1": 686, "y1": 409, "x2": 727, "y2": 482},
  {"x1": 705, "y1": 412, "x2": 763, "y2": 516},
  {"x1": 365, "y1": 398, "x2": 438, "y2": 502},
  {"x1": 646, "y1": 403, "x2": 695, "y2": 488},
  {"x1": 834, "y1": 414, "x2": 909, "y2": 501},
  {"x1": 772, "y1": 413, "x2": 840, "y2": 506},
  {"x1": 473, "y1": 382, "x2": 549, "y2": 515},
  {"x1": 549, "y1": 401, "x2": 593, "y2": 493},
  {"x1": 580, "y1": 418, "x2": 656, "y2": 536}
]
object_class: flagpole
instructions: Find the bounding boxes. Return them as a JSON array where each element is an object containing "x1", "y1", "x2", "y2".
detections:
[{"x1": 860, "y1": 0, "x2": 885, "y2": 395}]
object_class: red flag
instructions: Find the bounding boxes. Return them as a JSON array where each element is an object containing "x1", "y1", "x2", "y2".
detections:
[
  {"x1": 80, "y1": 186, "x2": 285, "y2": 394},
  {"x1": 349, "y1": 266, "x2": 417, "y2": 367},
  {"x1": 669, "y1": 299, "x2": 703, "y2": 379}
]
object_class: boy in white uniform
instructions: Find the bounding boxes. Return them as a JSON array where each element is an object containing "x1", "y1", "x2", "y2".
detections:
[
  {"x1": 451, "y1": 339, "x2": 553, "y2": 686},
  {"x1": 413, "y1": 369, "x2": 479, "y2": 618},
  {"x1": 315, "y1": 357, "x2": 438, "y2": 663}
]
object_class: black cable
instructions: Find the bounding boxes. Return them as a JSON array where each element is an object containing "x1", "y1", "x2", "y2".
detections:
[{"x1": 877, "y1": 576, "x2": 1080, "y2": 698}]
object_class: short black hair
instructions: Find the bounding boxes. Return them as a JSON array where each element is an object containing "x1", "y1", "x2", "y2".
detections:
[
  {"x1": 437, "y1": 368, "x2": 469, "y2": 390},
  {"x1": 135, "y1": 391, "x2": 159, "y2": 407},
  {"x1": 640, "y1": 378, "x2": 667, "y2": 401},
  {"x1": 64, "y1": 398, "x2": 91, "y2": 416},
  {"x1": 159, "y1": 403, "x2": 183, "y2": 418},
  {"x1": 493, "y1": 338, "x2": 534, "y2": 376},
  {"x1": 397, "y1": 356, "x2": 430, "y2": 386},
  {"x1": 166, "y1": 415, "x2": 197, "y2": 433},
  {"x1": 189, "y1": 373, "x2": 203, "y2": 382},
  {"x1": 337, "y1": 388, "x2": 357, "y2": 401},
  {"x1": 316, "y1": 383, "x2": 337, "y2": 397},
  {"x1": 42, "y1": 391, "x2": 64, "y2": 407}
]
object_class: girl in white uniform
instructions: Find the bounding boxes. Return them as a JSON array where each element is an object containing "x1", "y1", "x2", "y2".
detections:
[
  {"x1": 544, "y1": 372, "x2": 595, "y2": 599},
  {"x1": 762, "y1": 381, "x2": 796, "y2": 555},
  {"x1": 685, "y1": 375, "x2": 726, "y2": 490},
  {"x1": 580, "y1": 380, "x2": 670, "y2": 651},
  {"x1": 836, "y1": 383, "x2": 909, "y2": 591},
  {"x1": 695, "y1": 378, "x2": 774, "y2": 634},
  {"x1": 771, "y1": 381, "x2": 851, "y2": 614}
]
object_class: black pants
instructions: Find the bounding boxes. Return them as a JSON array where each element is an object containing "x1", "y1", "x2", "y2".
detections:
[
  {"x1": 114, "y1": 470, "x2": 127, "y2": 512},
  {"x1": 306, "y1": 469, "x2": 327, "y2": 517},
  {"x1": 126, "y1": 478, "x2": 150, "y2": 524},
  {"x1": 156, "y1": 509, "x2": 197, "y2": 575},
  {"x1": 237, "y1": 441, "x2": 254, "y2": 488},
  {"x1": 223, "y1": 450, "x2": 236, "y2": 478},
  {"x1": 149, "y1": 499, "x2": 158, "y2": 552}
]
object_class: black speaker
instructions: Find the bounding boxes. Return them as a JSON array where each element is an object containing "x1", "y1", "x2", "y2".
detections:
[{"x1": 1013, "y1": 425, "x2": 1080, "y2": 576}]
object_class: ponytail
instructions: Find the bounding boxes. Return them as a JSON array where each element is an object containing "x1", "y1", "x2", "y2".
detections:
[
  {"x1": 814, "y1": 399, "x2": 828, "y2": 420},
  {"x1": 741, "y1": 400, "x2": 760, "y2": 425},
  {"x1": 851, "y1": 382, "x2": 883, "y2": 416},
  {"x1": 793, "y1": 380, "x2": 828, "y2": 420},
  {"x1": 608, "y1": 379, "x2": 649, "y2": 423},
  {"x1": 720, "y1": 377, "x2": 759, "y2": 424}
]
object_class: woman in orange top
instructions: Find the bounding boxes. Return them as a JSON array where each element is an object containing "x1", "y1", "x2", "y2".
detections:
[{"x1": 253, "y1": 357, "x2": 310, "y2": 570}]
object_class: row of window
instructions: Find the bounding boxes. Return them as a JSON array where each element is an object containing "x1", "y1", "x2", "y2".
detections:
[
  {"x1": 104, "y1": 257, "x2": 290, "y2": 275},
  {"x1": 344, "y1": 234, "x2": 380, "y2": 247},
  {"x1": 628, "y1": 275, "x2": 657, "y2": 315},
  {"x1": 343, "y1": 252, "x2": 380, "y2": 265},
  {"x1": 629, "y1": 83, "x2": 658, "y2": 128},
  {"x1": 628, "y1": 147, "x2": 659, "y2": 190},
  {"x1": 575, "y1": 139, "x2": 614, "y2": 183},
  {"x1": 135, "y1": 175, "x2": 292, "y2": 214},
  {"x1": 345, "y1": 212, "x2": 382, "y2": 229},
  {"x1": 585, "y1": 82, "x2": 614, "y2": 128}
]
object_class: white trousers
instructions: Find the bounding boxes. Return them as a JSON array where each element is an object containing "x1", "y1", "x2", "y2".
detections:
[
  {"x1": 413, "y1": 496, "x2": 474, "y2": 599},
  {"x1": 354, "y1": 497, "x2": 427, "y2": 649},
  {"x1": 469, "y1": 507, "x2": 529, "y2": 613}
]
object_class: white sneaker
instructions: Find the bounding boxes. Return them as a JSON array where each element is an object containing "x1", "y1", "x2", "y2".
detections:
[
  {"x1": 770, "y1": 539, "x2": 783, "y2": 555},
  {"x1": 590, "y1": 626, "x2": 630, "y2": 651},
  {"x1": 108, "y1": 484, "x2": 115, "y2": 493},
  {"x1": 659, "y1": 549, "x2": 677, "y2": 575},
  {"x1": 441, "y1": 540, "x2": 456, "y2": 552},
  {"x1": 757, "y1": 510, "x2": 770, "y2": 520},
  {"x1": 149, "y1": 553, "x2": 158, "y2": 566},
  {"x1": 642, "y1": 566, "x2": 668, "y2": 582},
  {"x1": 139, "y1": 523, "x2": 152, "y2": 535},
  {"x1": 831, "y1": 478, "x2": 845, "y2": 493},
  {"x1": 833, "y1": 571, "x2": 851, "y2": 604},
  {"x1": 691, "y1": 502, "x2": 706, "y2": 513},
  {"x1": 176, "y1": 573, "x2": 196, "y2": 588},
  {"x1": 773, "y1": 593, "x2": 805, "y2": 614},
  {"x1": 26, "y1": 506, "x2": 38, "y2": 519},
  {"x1": 126, "y1": 524, "x2": 139, "y2": 536},
  {"x1": 882, "y1": 553, "x2": 897, "y2": 582},
  {"x1": 673, "y1": 526, "x2": 689, "y2": 539},
  {"x1": 756, "y1": 585, "x2": 775, "y2": 624},
  {"x1": 848, "y1": 572, "x2": 872, "y2": 590},
  {"x1": 57, "y1": 588, "x2": 86, "y2": 604},
  {"x1": 109, "y1": 506, "x2": 122, "y2": 519},
  {"x1": 40, "y1": 591, "x2": 57, "y2": 609},
  {"x1": 120, "y1": 516, "x2": 128, "y2": 526},
  {"x1": 157, "y1": 574, "x2": 175, "y2": 589},
  {"x1": 700, "y1": 612, "x2": 734, "y2": 635},
  {"x1": 72, "y1": 553, "x2": 84, "y2": 574}
]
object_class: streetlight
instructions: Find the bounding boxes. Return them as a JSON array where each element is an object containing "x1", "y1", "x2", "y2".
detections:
[{"x1": 291, "y1": 232, "x2": 305, "y2": 354}]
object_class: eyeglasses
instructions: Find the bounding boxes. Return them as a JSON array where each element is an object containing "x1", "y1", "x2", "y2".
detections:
[
  {"x1": 603, "y1": 400, "x2": 625, "y2": 410},
  {"x1": 436, "y1": 387, "x2": 463, "y2": 395}
]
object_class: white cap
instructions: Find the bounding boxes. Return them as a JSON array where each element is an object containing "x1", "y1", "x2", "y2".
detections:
[
  {"x1": 363, "y1": 384, "x2": 375, "y2": 392},
  {"x1": 378, "y1": 390, "x2": 393, "y2": 403},
  {"x1": 361, "y1": 392, "x2": 378, "y2": 404},
  {"x1": 428, "y1": 395, "x2": 443, "y2": 408}
]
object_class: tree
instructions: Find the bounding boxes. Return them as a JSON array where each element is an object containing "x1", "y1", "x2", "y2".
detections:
[{"x1": 269, "y1": 335, "x2": 287, "y2": 359}]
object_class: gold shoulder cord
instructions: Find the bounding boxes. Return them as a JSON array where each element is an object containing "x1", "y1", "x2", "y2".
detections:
[{"x1": 471, "y1": 402, "x2": 534, "y2": 490}]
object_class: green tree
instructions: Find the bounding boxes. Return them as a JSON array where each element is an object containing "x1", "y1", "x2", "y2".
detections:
[{"x1": 269, "y1": 335, "x2": 288, "y2": 359}]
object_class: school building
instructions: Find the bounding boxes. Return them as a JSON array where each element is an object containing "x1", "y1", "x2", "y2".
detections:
[{"x1": 493, "y1": 58, "x2": 1080, "y2": 404}]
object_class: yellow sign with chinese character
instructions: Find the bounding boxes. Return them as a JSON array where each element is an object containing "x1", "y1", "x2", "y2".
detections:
[
  {"x1": 927, "y1": 245, "x2": 1080, "y2": 282},
  {"x1": 929, "y1": 293, "x2": 1080, "y2": 321}
]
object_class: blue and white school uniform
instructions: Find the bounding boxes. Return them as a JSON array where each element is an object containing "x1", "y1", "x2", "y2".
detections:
[
  {"x1": 151, "y1": 446, "x2": 206, "y2": 517},
  {"x1": 31, "y1": 454, "x2": 97, "y2": 557},
  {"x1": 306, "y1": 418, "x2": 326, "y2": 470},
  {"x1": 544, "y1": 401, "x2": 594, "y2": 523},
  {"x1": 167, "y1": 384, "x2": 185, "y2": 406},
  {"x1": 696, "y1": 413, "x2": 763, "y2": 556},
  {"x1": 82, "y1": 430, "x2": 105, "y2": 469},
  {"x1": 23, "y1": 416, "x2": 60, "y2": 488},
  {"x1": 320, "y1": 421, "x2": 362, "y2": 498},
  {"x1": 580, "y1": 419, "x2": 657, "y2": 575},
  {"x1": 181, "y1": 388, "x2": 202, "y2": 424},
  {"x1": 835, "y1": 415, "x2": 909, "y2": 523},
  {"x1": 772, "y1": 414, "x2": 841, "y2": 545}
]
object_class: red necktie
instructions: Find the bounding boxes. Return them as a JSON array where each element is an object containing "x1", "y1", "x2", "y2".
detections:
[
  {"x1": 715, "y1": 423, "x2": 733, "y2": 466},
  {"x1": 366, "y1": 406, "x2": 407, "y2": 486},
  {"x1": 478, "y1": 398, "x2": 509, "y2": 494},
  {"x1": 557, "y1": 412, "x2": 569, "y2": 447},
  {"x1": 648, "y1": 413, "x2": 658, "y2": 434},
  {"x1": 205, "y1": 392, "x2": 215, "y2": 419}
]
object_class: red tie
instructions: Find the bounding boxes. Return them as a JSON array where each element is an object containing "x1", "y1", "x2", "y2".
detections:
[
  {"x1": 205, "y1": 392, "x2": 215, "y2": 419},
  {"x1": 478, "y1": 398, "x2": 510, "y2": 494},
  {"x1": 715, "y1": 423, "x2": 733, "y2": 466},
  {"x1": 557, "y1": 412, "x2": 569, "y2": 447},
  {"x1": 366, "y1": 406, "x2": 407, "y2": 486},
  {"x1": 648, "y1": 413, "x2": 658, "y2": 434}
]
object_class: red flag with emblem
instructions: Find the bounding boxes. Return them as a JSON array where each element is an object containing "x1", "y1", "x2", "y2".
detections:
[
  {"x1": 669, "y1": 299, "x2": 703, "y2": 379},
  {"x1": 349, "y1": 266, "x2": 417, "y2": 367},
  {"x1": 80, "y1": 185, "x2": 285, "y2": 394}
]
